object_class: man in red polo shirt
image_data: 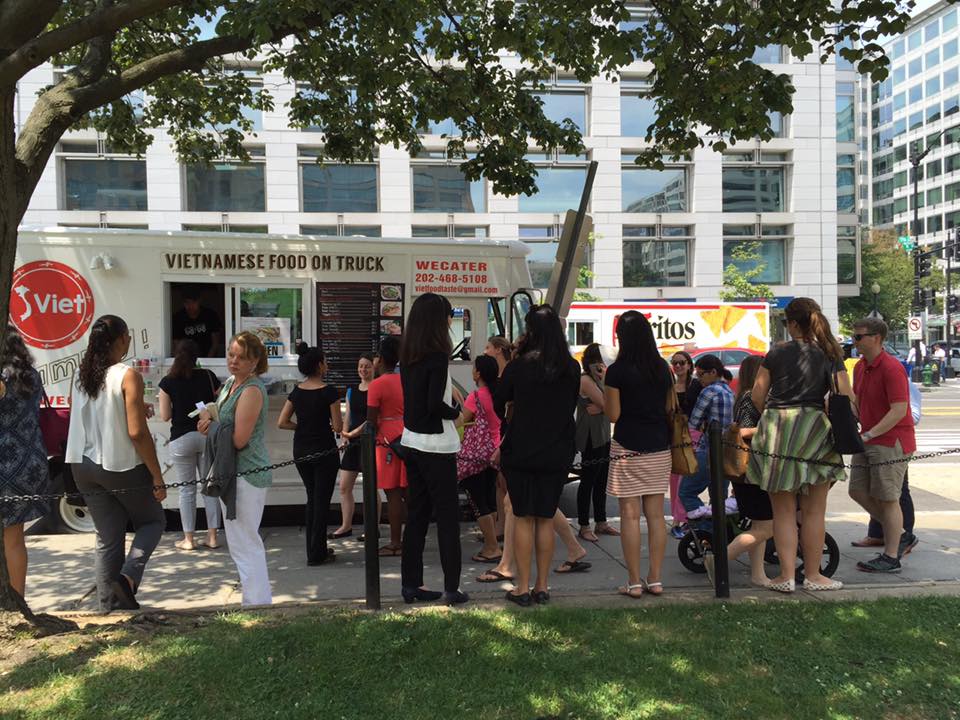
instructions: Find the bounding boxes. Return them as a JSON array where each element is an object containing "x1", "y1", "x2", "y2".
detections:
[{"x1": 849, "y1": 317, "x2": 916, "y2": 573}]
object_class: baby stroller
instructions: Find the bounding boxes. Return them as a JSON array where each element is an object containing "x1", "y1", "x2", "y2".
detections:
[{"x1": 677, "y1": 505, "x2": 840, "y2": 583}]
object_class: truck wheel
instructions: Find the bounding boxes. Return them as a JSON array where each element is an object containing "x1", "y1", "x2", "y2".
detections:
[{"x1": 56, "y1": 497, "x2": 96, "y2": 533}]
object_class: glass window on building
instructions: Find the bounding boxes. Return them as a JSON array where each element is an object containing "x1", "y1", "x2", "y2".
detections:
[
  {"x1": 622, "y1": 225, "x2": 690, "y2": 287},
  {"x1": 837, "y1": 226, "x2": 857, "y2": 285},
  {"x1": 837, "y1": 154, "x2": 856, "y2": 214},
  {"x1": 928, "y1": 214, "x2": 944, "y2": 233},
  {"x1": 620, "y1": 92, "x2": 657, "y2": 137},
  {"x1": 836, "y1": 37, "x2": 855, "y2": 71},
  {"x1": 300, "y1": 163, "x2": 378, "y2": 212},
  {"x1": 945, "y1": 67, "x2": 959, "y2": 90},
  {"x1": 893, "y1": 38, "x2": 905, "y2": 59},
  {"x1": 910, "y1": 110, "x2": 924, "y2": 130},
  {"x1": 909, "y1": 30, "x2": 922, "y2": 51},
  {"x1": 534, "y1": 90, "x2": 588, "y2": 134},
  {"x1": 721, "y1": 224, "x2": 788, "y2": 284},
  {"x1": 909, "y1": 84, "x2": 923, "y2": 104},
  {"x1": 928, "y1": 187, "x2": 943, "y2": 206},
  {"x1": 300, "y1": 225, "x2": 381, "y2": 237},
  {"x1": 751, "y1": 45, "x2": 782, "y2": 63},
  {"x1": 721, "y1": 155, "x2": 786, "y2": 213},
  {"x1": 621, "y1": 165, "x2": 687, "y2": 212},
  {"x1": 945, "y1": 9, "x2": 958, "y2": 31},
  {"x1": 928, "y1": 102, "x2": 942, "y2": 124},
  {"x1": 893, "y1": 118, "x2": 907, "y2": 137},
  {"x1": 894, "y1": 92, "x2": 906, "y2": 111},
  {"x1": 874, "y1": 203, "x2": 894, "y2": 225},
  {"x1": 836, "y1": 84, "x2": 855, "y2": 141},
  {"x1": 945, "y1": 94, "x2": 960, "y2": 116},
  {"x1": 184, "y1": 161, "x2": 265, "y2": 212},
  {"x1": 927, "y1": 75, "x2": 941, "y2": 96},
  {"x1": 893, "y1": 65, "x2": 906, "y2": 86},
  {"x1": 928, "y1": 158, "x2": 943, "y2": 179},
  {"x1": 412, "y1": 164, "x2": 485, "y2": 212},
  {"x1": 946, "y1": 38, "x2": 959, "y2": 60},
  {"x1": 926, "y1": 19, "x2": 940, "y2": 42},
  {"x1": 519, "y1": 155, "x2": 589, "y2": 213},
  {"x1": 909, "y1": 57, "x2": 923, "y2": 77},
  {"x1": 61, "y1": 157, "x2": 147, "y2": 211},
  {"x1": 927, "y1": 47, "x2": 941, "y2": 69}
]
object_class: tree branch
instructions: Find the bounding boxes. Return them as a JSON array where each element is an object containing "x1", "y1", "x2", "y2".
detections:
[
  {"x1": 0, "y1": 0, "x2": 63, "y2": 56},
  {"x1": 0, "y1": 0, "x2": 187, "y2": 84}
]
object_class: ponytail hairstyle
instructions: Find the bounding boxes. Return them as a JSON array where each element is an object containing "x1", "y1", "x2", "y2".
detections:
[
  {"x1": 78, "y1": 315, "x2": 129, "y2": 398},
  {"x1": 474, "y1": 354, "x2": 499, "y2": 395},
  {"x1": 297, "y1": 344, "x2": 326, "y2": 377},
  {"x1": 1, "y1": 324, "x2": 38, "y2": 398},
  {"x1": 784, "y1": 297, "x2": 842, "y2": 362},
  {"x1": 168, "y1": 339, "x2": 199, "y2": 380}
]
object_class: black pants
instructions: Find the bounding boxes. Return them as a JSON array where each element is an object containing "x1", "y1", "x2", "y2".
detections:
[
  {"x1": 577, "y1": 441, "x2": 610, "y2": 526},
  {"x1": 401, "y1": 448, "x2": 461, "y2": 592},
  {"x1": 461, "y1": 468, "x2": 497, "y2": 517},
  {"x1": 295, "y1": 457, "x2": 339, "y2": 563},
  {"x1": 867, "y1": 471, "x2": 915, "y2": 539}
]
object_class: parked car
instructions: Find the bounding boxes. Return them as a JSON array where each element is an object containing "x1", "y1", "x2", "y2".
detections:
[{"x1": 689, "y1": 347, "x2": 765, "y2": 393}]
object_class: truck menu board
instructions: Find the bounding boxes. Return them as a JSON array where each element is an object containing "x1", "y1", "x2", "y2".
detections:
[{"x1": 316, "y1": 282, "x2": 404, "y2": 392}]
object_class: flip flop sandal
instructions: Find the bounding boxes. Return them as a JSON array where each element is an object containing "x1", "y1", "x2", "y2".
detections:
[
  {"x1": 174, "y1": 540, "x2": 196, "y2": 551},
  {"x1": 378, "y1": 545, "x2": 402, "y2": 557},
  {"x1": 578, "y1": 529, "x2": 599, "y2": 543},
  {"x1": 644, "y1": 581, "x2": 664, "y2": 596},
  {"x1": 471, "y1": 553, "x2": 503, "y2": 564},
  {"x1": 596, "y1": 525, "x2": 621, "y2": 537},
  {"x1": 197, "y1": 540, "x2": 221, "y2": 549},
  {"x1": 555, "y1": 559, "x2": 592, "y2": 574},
  {"x1": 618, "y1": 583, "x2": 644, "y2": 599},
  {"x1": 477, "y1": 570, "x2": 514, "y2": 583}
]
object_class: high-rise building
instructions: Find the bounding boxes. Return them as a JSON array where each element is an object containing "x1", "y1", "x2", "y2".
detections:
[{"x1": 17, "y1": 7, "x2": 849, "y2": 320}]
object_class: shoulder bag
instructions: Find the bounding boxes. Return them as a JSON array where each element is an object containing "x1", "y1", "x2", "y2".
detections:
[
  {"x1": 667, "y1": 389, "x2": 698, "y2": 475},
  {"x1": 722, "y1": 422, "x2": 750, "y2": 478},
  {"x1": 40, "y1": 385, "x2": 71, "y2": 457},
  {"x1": 826, "y1": 368, "x2": 864, "y2": 455},
  {"x1": 457, "y1": 391, "x2": 496, "y2": 481}
]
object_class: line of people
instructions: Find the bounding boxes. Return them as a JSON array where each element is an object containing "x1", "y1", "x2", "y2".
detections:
[{"x1": 0, "y1": 293, "x2": 919, "y2": 609}]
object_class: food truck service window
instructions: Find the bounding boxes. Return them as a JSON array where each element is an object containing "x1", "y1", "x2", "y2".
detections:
[
  {"x1": 237, "y1": 286, "x2": 304, "y2": 360},
  {"x1": 169, "y1": 282, "x2": 227, "y2": 358}
]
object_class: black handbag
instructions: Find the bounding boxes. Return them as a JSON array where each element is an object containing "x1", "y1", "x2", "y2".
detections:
[{"x1": 826, "y1": 369, "x2": 864, "y2": 455}]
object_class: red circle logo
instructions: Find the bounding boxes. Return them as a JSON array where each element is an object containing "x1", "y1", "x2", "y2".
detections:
[{"x1": 9, "y1": 261, "x2": 95, "y2": 349}]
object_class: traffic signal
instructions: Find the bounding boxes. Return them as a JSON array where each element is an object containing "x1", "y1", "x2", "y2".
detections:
[
  {"x1": 923, "y1": 287, "x2": 936, "y2": 308},
  {"x1": 916, "y1": 254, "x2": 933, "y2": 278},
  {"x1": 914, "y1": 286, "x2": 925, "y2": 310},
  {"x1": 949, "y1": 295, "x2": 960, "y2": 313}
]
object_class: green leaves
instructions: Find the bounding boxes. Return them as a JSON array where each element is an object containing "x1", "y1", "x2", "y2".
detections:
[{"x1": 720, "y1": 241, "x2": 774, "y2": 302}]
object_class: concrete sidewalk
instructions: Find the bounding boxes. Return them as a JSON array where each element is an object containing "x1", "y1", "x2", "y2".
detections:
[{"x1": 23, "y1": 501, "x2": 960, "y2": 615}]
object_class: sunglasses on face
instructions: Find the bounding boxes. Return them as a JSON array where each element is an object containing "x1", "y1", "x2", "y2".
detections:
[
  {"x1": 853, "y1": 332, "x2": 878, "y2": 341},
  {"x1": 671, "y1": 360, "x2": 687, "y2": 367}
]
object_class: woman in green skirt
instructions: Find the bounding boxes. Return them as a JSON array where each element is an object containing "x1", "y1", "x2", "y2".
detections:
[{"x1": 746, "y1": 298, "x2": 851, "y2": 593}]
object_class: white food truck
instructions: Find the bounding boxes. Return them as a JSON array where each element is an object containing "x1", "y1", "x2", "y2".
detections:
[{"x1": 12, "y1": 227, "x2": 534, "y2": 531}]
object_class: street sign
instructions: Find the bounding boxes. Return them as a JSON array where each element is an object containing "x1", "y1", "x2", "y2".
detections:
[{"x1": 908, "y1": 316, "x2": 923, "y2": 340}]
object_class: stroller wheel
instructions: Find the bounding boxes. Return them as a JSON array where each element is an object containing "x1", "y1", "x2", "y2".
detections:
[
  {"x1": 763, "y1": 535, "x2": 841, "y2": 581},
  {"x1": 678, "y1": 531, "x2": 712, "y2": 574}
]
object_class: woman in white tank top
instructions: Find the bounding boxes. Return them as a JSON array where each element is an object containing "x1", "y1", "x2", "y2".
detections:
[{"x1": 65, "y1": 315, "x2": 166, "y2": 612}]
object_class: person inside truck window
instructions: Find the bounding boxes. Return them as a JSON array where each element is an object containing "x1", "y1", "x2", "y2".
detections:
[{"x1": 172, "y1": 287, "x2": 224, "y2": 358}]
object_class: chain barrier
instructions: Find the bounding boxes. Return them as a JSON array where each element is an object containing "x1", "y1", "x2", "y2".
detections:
[{"x1": 3, "y1": 435, "x2": 959, "y2": 506}]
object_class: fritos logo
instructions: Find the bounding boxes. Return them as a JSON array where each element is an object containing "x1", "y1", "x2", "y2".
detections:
[{"x1": 9, "y1": 261, "x2": 94, "y2": 349}]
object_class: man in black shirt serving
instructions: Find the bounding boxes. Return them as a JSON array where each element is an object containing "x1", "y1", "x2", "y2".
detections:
[{"x1": 172, "y1": 287, "x2": 224, "y2": 357}]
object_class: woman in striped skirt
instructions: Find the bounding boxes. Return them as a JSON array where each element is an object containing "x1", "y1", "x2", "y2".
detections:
[
  {"x1": 603, "y1": 311, "x2": 674, "y2": 598},
  {"x1": 746, "y1": 297, "x2": 850, "y2": 593}
]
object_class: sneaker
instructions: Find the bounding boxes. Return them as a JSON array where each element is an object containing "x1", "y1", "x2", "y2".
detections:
[
  {"x1": 670, "y1": 524, "x2": 688, "y2": 540},
  {"x1": 686, "y1": 505, "x2": 712, "y2": 520},
  {"x1": 724, "y1": 497, "x2": 739, "y2": 514},
  {"x1": 857, "y1": 553, "x2": 902, "y2": 574},
  {"x1": 898, "y1": 532, "x2": 919, "y2": 558}
]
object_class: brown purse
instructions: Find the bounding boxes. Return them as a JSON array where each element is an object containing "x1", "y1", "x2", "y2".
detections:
[
  {"x1": 722, "y1": 422, "x2": 750, "y2": 478},
  {"x1": 667, "y1": 389, "x2": 698, "y2": 475}
]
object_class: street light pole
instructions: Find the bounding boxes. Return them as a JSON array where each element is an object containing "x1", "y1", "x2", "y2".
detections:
[
  {"x1": 911, "y1": 150, "x2": 924, "y2": 378},
  {"x1": 870, "y1": 281, "x2": 881, "y2": 319}
]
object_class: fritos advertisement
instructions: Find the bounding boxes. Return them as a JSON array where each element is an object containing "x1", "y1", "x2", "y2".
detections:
[{"x1": 567, "y1": 302, "x2": 770, "y2": 357}]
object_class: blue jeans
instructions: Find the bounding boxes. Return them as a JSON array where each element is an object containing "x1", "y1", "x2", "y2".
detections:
[{"x1": 678, "y1": 448, "x2": 728, "y2": 513}]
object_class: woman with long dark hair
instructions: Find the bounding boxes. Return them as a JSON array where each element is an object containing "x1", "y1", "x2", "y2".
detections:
[
  {"x1": 0, "y1": 326, "x2": 50, "y2": 598},
  {"x1": 65, "y1": 315, "x2": 166, "y2": 611},
  {"x1": 603, "y1": 311, "x2": 673, "y2": 598},
  {"x1": 668, "y1": 351, "x2": 695, "y2": 538},
  {"x1": 158, "y1": 339, "x2": 221, "y2": 551},
  {"x1": 457, "y1": 353, "x2": 502, "y2": 563},
  {"x1": 495, "y1": 305, "x2": 580, "y2": 606},
  {"x1": 278, "y1": 345, "x2": 343, "y2": 565},
  {"x1": 329, "y1": 352, "x2": 375, "y2": 539},
  {"x1": 575, "y1": 343, "x2": 615, "y2": 542},
  {"x1": 746, "y1": 297, "x2": 850, "y2": 593},
  {"x1": 399, "y1": 293, "x2": 468, "y2": 605}
]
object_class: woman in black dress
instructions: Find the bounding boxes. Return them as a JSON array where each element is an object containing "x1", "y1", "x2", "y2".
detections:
[
  {"x1": 329, "y1": 352, "x2": 374, "y2": 539},
  {"x1": 495, "y1": 305, "x2": 581, "y2": 607},
  {"x1": 278, "y1": 345, "x2": 342, "y2": 565}
]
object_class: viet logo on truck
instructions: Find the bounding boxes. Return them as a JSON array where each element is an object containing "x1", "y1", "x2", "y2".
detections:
[{"x1": 9, "y1": 261, "x2": 94, "y2": 349}]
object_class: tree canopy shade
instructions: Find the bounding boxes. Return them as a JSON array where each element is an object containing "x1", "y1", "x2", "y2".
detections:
[{"x1": 0, "y1": 0, "x2": 943, "y2": 618}]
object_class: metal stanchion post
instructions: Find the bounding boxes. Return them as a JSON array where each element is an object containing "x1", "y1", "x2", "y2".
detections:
[
  {"x1": 708, "y1": 421, "x2": 730, "y2": 599},
  {"x1": 360, "y1": 424, "x2": 381, "y2": 610}
]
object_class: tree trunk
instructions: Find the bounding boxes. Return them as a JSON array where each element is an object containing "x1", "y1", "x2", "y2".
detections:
[{"x1": 0, "y1": 85, "x2": 77, "y2": 636}]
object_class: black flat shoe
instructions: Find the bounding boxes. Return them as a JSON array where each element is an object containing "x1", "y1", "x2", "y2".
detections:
[
  {"x1": 442, "y1": 590, "x2": 470, "y2": 605},
  {"x1": 110, "y1": 578, "x2": 140, "y2": 610},
  {"x1": 505, "y1": 591, "x2": 532, "y2": 607},
  {"x1": 308, "y1": 548, "x2": 336, "y2": 566},
  {"x1": 327, "y1": 529, "x2": 353, "y2": 540},
  {"x1": 532, "y1": 590, "x2": 550, "y2": 605},
  {"x1": 402, "y1": 587, "x2": 443, "y2": 604}
]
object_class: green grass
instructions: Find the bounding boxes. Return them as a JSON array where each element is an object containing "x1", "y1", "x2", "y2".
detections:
[{"x1": 2, "y1": 598, "x2": 959, "y2": 720}]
